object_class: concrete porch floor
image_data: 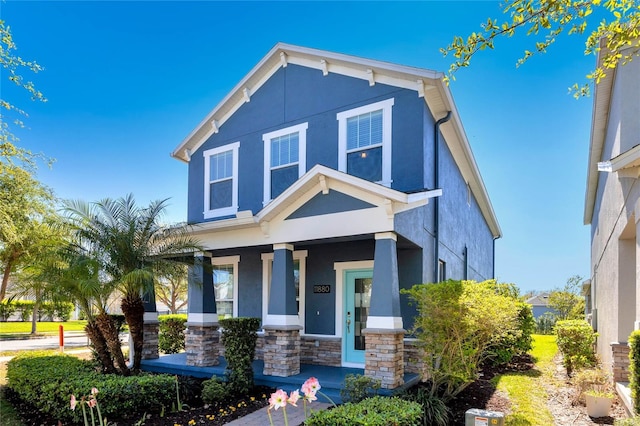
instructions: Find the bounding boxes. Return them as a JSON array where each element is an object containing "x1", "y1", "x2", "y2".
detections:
[{"x1": 140, "y1": 353, "x2": 420, "y2": 404}]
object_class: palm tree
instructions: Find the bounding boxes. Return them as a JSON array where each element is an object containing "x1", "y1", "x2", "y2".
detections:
[{"x1": 63, "y1": 194, "x2": 201, "y2": 371}]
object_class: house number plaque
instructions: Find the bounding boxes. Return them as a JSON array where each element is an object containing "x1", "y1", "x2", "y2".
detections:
[{"x1": 313, "y1": 285, "x2": 331, "y2": 294}]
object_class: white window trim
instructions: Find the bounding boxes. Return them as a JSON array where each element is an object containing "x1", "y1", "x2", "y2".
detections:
[
  {"x1": 337, "y1": 98, "x2": 394, "y2": 187},
  {"x1": 262, "y1": 123, "x2": 308, "y2": 206},
  {"x1": 261, "y1": 250, "x2": 308, "y2": 332},
  {"x1": 203, "y1": 141, "x2": 240, "y2": 219},
  {"x1": 212, "y1": 255, "x2": 240, "y2": 318}
]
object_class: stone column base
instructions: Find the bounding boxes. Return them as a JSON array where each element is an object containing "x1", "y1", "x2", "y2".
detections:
[
  {"x1": 142, "y1": 322, "x2": 159, "y2": 360},
  {"x1": 185, "y1": 323, "x2": 220, "y2": 367},
  {"x1": 611, "y1": 342, "x2": 630, "y2": 383},
  {"x1": 262, "y1": 325, "x2": 302, "y2": 377},
  {"x1": 363, "y1": 328, "x2": 405, "y2": 389}
]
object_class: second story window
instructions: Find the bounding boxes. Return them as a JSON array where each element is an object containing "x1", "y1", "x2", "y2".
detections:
[
  {"x1": 337, "y1": 98, "x2": 394, "y2": 186},
  {"x1": 263, "y1": 123, "x2": 308, "y2": 205},
  {"x1": 203, "y1": 142, "x2": 240, "y2": 219}
]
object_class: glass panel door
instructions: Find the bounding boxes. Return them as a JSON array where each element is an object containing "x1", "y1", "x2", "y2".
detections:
[{"x1": 344, "y1": 269, "x2": 373, "y2": 365}]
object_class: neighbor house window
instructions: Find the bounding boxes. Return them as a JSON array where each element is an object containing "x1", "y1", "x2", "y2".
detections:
[
  {"x1": 337, "y1": 98, "x2": 394, "y2": 186},
  {"x1": 261, "y1": 251, "x2": 307, "y2": 331},
  {"x1": 438, "y1": 259, "x2": 446, "y2": 282},
  {"x1": 203, "y1": 142, "x2": 240, "y2": 219},
  {"x1": 212, "y1": 255, "x2": 240, "y2": 319},
  {"x1": 263, "y1": 123, "x2": 308, "y2": 205}
]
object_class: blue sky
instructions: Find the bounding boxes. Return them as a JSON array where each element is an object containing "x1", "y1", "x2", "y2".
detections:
[{"x1": 3, "y1": 1, "x2": 596, "y2": 293}]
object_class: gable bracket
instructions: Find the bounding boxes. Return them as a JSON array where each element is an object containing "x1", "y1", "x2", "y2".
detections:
[
  {"x1": 183, "y1": 149, "x2": 192, "y2": 161},
  {"x1": 280, "y1": 52, "x2": 288, "y2": 68},
  {"x1": 211, "y1": 119, "x2": 219, "y2": 133},
  {"x1": 320, "y1": 59, "x2": 328, "y2": 76},
  {"x1": 243, "y1": 88, "x2": 251, "y2": 103},
  {"x1": 417, "y1": 80, "x2": 425, "y2": 98},
  {"x1": 384, "y1": 198, "x2": 393, "y2": 219},
  {"x1": 366, "y1": 69, "x2": 375, "y2": 86},
  {"x1": 319, "y1": 175, "x2": 329, "y2": 194},
  {"x1": 260, "y1": 221, "x2": 270, "y2": 238}
]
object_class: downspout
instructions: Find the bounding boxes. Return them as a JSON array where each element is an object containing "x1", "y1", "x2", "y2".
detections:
[{"x1": 433, "y1": 111, "x2": 451, "y2": 282}]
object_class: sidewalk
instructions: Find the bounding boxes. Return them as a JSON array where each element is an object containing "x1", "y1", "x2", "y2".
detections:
[{"x1": 226, "y1": 402, "x2": 331, "y2": 426}]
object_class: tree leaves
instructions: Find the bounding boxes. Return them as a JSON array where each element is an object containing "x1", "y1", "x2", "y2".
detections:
[{"x1": 441, "y1": 0, "x2": 640, "y2": 97}]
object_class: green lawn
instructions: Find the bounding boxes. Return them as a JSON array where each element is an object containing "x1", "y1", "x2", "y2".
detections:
[
  {"x1": 0, "y1": 320, "x2": 87, "y2": 336},
  {"x1": 493, "y1": 334, "x2": 557, "y2": 426}
]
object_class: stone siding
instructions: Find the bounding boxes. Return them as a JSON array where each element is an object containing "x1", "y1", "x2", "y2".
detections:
[
  {"x1": 300, "y1": 336, "x2": 342, "y2": 367},
  {"x1": 185, "y1": 324, "x2": 220, "y2": 367},
  {"x1": 262, "y1": 326, "x2": 301, "y2": 377},
  {"x1": 363, "y1": 329, "x2": 404, "y2": 389},
  {"x1": 403, "y1": 338, "x2": 426, "y2": 377},
  {"x1": 612, "y1": 342, "x2": 631, "y2": 383},
  {"x1": 142, "y1": 322, "x2": 159, "y2": 360}
]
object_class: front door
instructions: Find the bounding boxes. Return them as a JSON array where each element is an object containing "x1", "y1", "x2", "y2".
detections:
[{"x1": 343, "y1": 269, "x2": 373, "y2": 365}]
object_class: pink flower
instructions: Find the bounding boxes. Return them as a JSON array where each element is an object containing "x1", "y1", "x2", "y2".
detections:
[
  {"x1": 301, "y1": 377, "x2": 321, "y2": 396},
  {"x1": 287, "y1": 390, "x2": 300, "y2": 406},
  {"x1": 87, "y1": 398, "x2": 97, "y2": 408},
  {"x1": 268, "y1": 389, "x2": 288, "y2": 411},
  {"x1": 70, "y1": 395, "x2": 77, "y2": 411},
  {"x1": 91, "y1": 388, "x2": 99, "y2": 396},
  {"x1": 305, "y1": 392, "x2": 317, "y2": 402}
]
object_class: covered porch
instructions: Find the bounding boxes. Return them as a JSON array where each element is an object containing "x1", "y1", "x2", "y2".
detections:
[{"x1": 140, "y1": 353, "x2": 420, "y2": 404}]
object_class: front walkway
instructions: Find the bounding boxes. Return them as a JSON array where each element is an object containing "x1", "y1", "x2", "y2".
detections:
[
  {"x1": 140, "y1": 353, "x2": 420, "y2": 404},
  {"x1": 226, "y1": 402, "x2": 332, "y2": 426}
]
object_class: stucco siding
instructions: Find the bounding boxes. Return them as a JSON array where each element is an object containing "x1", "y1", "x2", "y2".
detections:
[
  {"x1": 590, "y1": 57, "x2": 640, "y2": 374},
  {"x1": 438, "y1": 131, "x2": 495, "y2": 281},
  {"x1": 187, "y1": 64, "x2": 425, "y2": 224}
]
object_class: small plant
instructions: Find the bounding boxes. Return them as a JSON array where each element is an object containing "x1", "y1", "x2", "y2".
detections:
[
  {"x1": 400, "y1": 386, "x2": 449, "y2": 426},
  {"x1": 584, "y1": 389, "x2": 615, "y2": 398},
  {"x1": 614, "y1": 418, "x2": 640, "y2": 425},
  {"x1": 629, "y1": 330, "x2": 640, "y2": 415},
  {"x1": 571, "y1": 367, "x2": 609, "y2": 404},
  {"x1": 202, "y1": 377, "x2": 228, "y2": 405},
  {"x1": 70, "y1": 387, "x2": 106, "y2": 426},
  {"x1": 340, "y1": 374, "x2": 381, "y2": 403},
  {"x1": 219, "y1": 317, "x2": 260, "y2": 394},
  {"x1": 172, "y1": 375, "x2": 188, "y2": 412},
  {"x1": 158, "y1": 314, "x2": 187, "y2": 354}
]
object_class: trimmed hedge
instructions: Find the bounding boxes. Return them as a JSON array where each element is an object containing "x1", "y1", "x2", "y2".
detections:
[
  {"x1": 555, "y1": 319, "x2": 597, "y2": 375},
  {"x1": 219, "y1": 317, "x2": 260, "y2": 394},
  {"x1": 306, "y1": 396, "x2": 423, "y2": 425},
  {"x1": 0, "y1": 300, "x2": 73, "y2": 322},
  {"x1": 629, "y1": 330, "x2": 640, "y2": 415},
  {"x1": 6, "y1": 352, "x2": 175, "y2": 423},
  {"x1": 158, "y1": 314, "x2": 187, "y2": 354}
]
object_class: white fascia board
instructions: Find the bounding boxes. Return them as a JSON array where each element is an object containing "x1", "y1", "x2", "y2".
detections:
[
  {"x1": 584, "y1": 41, "x2": 614, "y2": 225},
  {"x1": 610, "y1": 144, "x2": 640, "y2": 172},
  {"x1": 433, "y1": 80, "x2": 502, "y2": 238},
  {"x1": 189, "y1": 212, "x2": 259, "y2": 235}
]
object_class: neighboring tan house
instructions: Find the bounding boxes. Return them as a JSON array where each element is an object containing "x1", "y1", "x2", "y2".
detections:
[
  {"x1": 584, "y1": 42, "x2": 640, "y2": 384},
  {"x1": 154, "y1": 43, "x2": 501, "y2": 389}
]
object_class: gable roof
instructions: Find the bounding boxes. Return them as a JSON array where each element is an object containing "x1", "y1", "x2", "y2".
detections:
[
  {"x1": 173, "y1": 42, "x2": 501, "y2": 238},
  {"x1": 526, "y1": 293, "x2": 550, "y2": 307},
  {"x1": 584, "y1": 42, "x2": 615, "y2": 225}
]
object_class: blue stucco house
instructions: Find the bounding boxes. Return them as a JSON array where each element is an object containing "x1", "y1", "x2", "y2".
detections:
[{"x1": 161, "y1": 43, "x2": 501, "y2": 389}]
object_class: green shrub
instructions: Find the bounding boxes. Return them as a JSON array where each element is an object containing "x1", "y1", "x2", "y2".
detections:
[
  {"x1": 535, "y1": 311, "x2": 557, "y2": 334},
  {"x1": 403, "y1": 279, "x2": 521, "y2": 399},
  {"x1": 219, "y1": 317, "x2": 260, "y2": 394},
  {"x1": 0, "y1": 299, "x2": 17, "y2": 321},
  {"x1": 39, "y1": 301, "x2": 57, "y2": 321},
  {"x1": 158, "y1": 314, "x2": 187, "y2": 354},
  {"x1": 614, "y1": 418, "x2": 640, "y2": 426},
  {"x1": 555, "y1": 319, "x2": 597, "y2": 375},
  {"x1": 53, "y1": 301, "x2": 74, "y2": 321},
  {"x1": 6, "y1": 352, "x2": 175, "y2": 423},
  {"x1": 201, "y1": 377, "x2": 229, "y2": 404},
  {"x1": 306, "y1": 396, "x2": 422, "y2": 426},
  {"x1": 486, "y1": 298, "x2": 535, "y2": 365},
  {"x1": 340, "y1": 374, "x2": 381, "y2": 403},
  {"x1": 14, "y1": 300, "x2": 34, "y2": 321},
  {"x1": 399, "y1": 386, "x2": 449, "y2": 426},
  {"x1": 629, "y1": 330, "x2": 640, "y2": 415}
]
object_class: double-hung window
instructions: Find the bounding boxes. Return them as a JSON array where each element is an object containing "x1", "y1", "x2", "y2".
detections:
[
  {"x1": 212, "y1": 255, "x2": 239, "y2": 319},
  {"x1": 337, "y1": 98, "x2": 394, "y2": 186},
  {"x1": 263, "y1": 123, "x2": 308, "y2": 205},
  {"x1": 203, "y1": 142, "x2": 240, "y2": 218}
]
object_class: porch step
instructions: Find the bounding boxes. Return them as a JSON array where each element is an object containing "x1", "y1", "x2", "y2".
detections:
[{"x1": 141, "y1": 353, "x2": 421, "y2": 405}]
